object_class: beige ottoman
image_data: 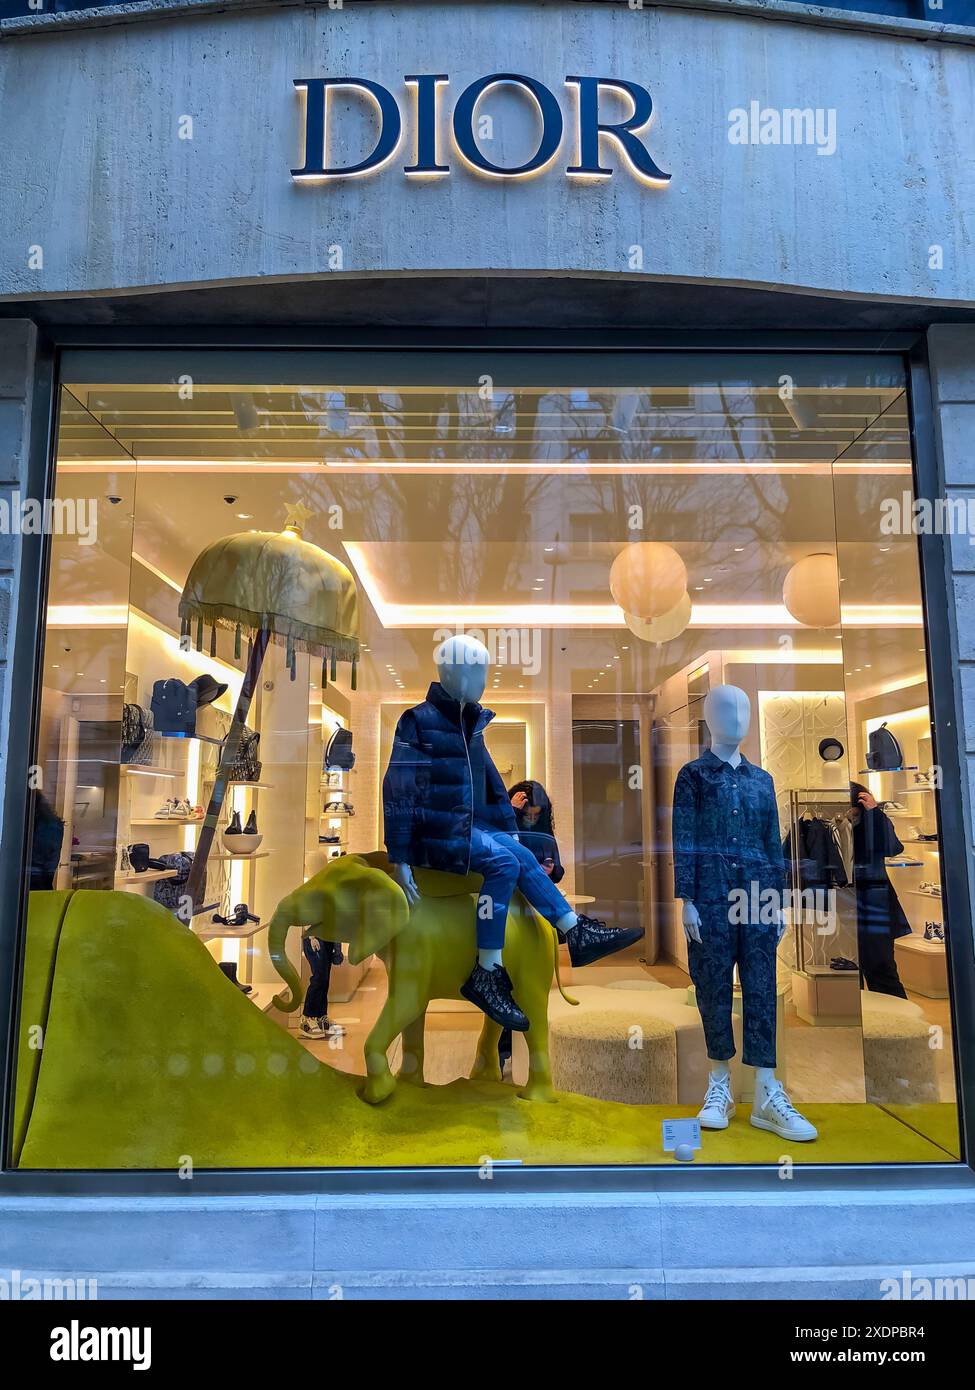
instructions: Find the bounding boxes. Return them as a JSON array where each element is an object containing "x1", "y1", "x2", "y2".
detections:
[
  {"x1": 862, "y1": 1011, "x2": 938, "y2": 1104},
  {"x1": 550, "y1": 1010, "x2": 677, "y2": 1105},
  {"x1": 547, "y1": 986, "x2": 706, "y2": 1103}
]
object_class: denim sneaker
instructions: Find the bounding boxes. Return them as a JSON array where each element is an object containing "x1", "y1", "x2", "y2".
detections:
[{"x1": 460, "y1": 963, "x2": 530, "y2": 1032}]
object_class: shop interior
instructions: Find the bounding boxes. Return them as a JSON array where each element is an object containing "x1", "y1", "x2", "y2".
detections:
[{"x1": 19, "y1": 353, "x2": 961, "y2": 1167}]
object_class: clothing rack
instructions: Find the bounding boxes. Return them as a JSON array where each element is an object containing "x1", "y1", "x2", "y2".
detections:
[{"x1": 787, "y1": 787, "x2": 853, "y2": 975}]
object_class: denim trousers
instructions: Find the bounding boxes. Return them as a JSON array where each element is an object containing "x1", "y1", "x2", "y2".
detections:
[
  {"x1": 302, "y1": 937, "x2": 334, "y2": 1019},
  {"x1": 686, "y1": 904, "x2": 778, "y2": 1069},
  {"x1": 468, "y1": 823, "x2": 571, "y2": 949}
]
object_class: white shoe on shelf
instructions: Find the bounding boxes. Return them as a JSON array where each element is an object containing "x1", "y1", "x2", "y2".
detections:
[
  {"x1": 751, "y1": 1081, "x2": 818, "y2": 1142},
  {"x1": 697, "y1": 1071, "x2": 736, "y2": 1130}
]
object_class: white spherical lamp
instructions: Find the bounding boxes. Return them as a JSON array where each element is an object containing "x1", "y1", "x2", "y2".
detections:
[
  {"x1": 609, "y1": 543, "x2": 687, "y2": 621},
  {"x1": 624, "y1": 591, "x2": 693, "y2": 644},
  {"x1": 783, "y1": 553, "x2": 841, "y2": 628}
]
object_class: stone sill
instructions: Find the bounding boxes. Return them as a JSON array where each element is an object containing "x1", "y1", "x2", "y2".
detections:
[{"x1": 2, "y1": 0, "x2": 975, "y2": 49}]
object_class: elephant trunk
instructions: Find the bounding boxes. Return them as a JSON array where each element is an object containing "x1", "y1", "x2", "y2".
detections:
[{"x1": 268, "y1": 905, "x2": 303, "y2": 1013}]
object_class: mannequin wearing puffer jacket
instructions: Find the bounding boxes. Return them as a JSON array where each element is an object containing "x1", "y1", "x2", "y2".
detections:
[{"x1": 382, "y1": 635, "x2": 642, "y2": 1032}]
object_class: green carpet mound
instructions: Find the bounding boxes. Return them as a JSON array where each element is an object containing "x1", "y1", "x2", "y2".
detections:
[{"x1": 15, "y1": 891, "x2": 958, "y2": 1169}]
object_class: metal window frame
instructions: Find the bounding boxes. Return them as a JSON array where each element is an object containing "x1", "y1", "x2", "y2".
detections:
[{"x1": 1, "y1": 325, "x2": 972, "y2": 1198}]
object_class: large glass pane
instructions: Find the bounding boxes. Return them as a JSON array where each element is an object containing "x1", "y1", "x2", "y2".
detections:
[{"x1": 11, "y1": 351, "x2": 959, "y2": 1169}]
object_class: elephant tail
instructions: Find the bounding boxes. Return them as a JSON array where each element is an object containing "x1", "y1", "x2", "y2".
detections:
[
  {"x1": 267, "y1": 901, "x2": 304, "y2": 1013},
  {"x1": 550, "y1": 923, "x2": 578, "y2": 1007}
]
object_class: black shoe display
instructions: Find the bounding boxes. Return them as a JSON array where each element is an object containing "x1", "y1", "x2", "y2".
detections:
[
  {"x1": 460, "y1": 963, "x2": 530, "y2": 1032},
  {"x1": 243, "y1": 810, "x2": 258, "y2": 834},
  {"x1": 226, "y1": 810, "x2": 242, "y2": 835},
  {"x1": 563, "y1": 914, "x2": 643, "y2": 968}
]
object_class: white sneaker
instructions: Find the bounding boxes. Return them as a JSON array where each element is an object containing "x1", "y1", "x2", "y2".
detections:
[
  {"x1": 697, "y1": 1071, "x2": 736, "y2": 1129},
  {"x1": 299, "y1": 1016, "x2": 328, "y2": 1039},
  {"x1": 751, "y1": 1082, "x2": 818, "y2": 1142},
  {"x1": 299, "y1": 1016, "x2": 346, "y2": 1040}
]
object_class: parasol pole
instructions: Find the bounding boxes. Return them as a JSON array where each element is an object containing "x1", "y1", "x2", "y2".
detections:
[{"x1": 183, "y1": 628, "x2": 271, "y2": 917}]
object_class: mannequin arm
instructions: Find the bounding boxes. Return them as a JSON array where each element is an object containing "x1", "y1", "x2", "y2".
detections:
[{"x1": 680, "y1": 899, "x2": 702, "y2": 944}]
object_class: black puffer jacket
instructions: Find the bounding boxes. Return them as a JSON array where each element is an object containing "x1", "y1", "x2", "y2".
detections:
[{"x1": 383, "y1": 682, "x2": 517, "y2": 874}]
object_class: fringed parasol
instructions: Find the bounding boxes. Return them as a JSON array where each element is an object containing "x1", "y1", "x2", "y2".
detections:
[{"x1": 180, "y1": 506, "x2": 359, "y2": 909}]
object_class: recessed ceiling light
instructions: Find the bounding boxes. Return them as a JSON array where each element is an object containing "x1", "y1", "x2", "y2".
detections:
[
  {"x1": 236, "y1": 513, "x2": 253, "y2": 520},
  {"x1": 544, "y1": 546, "x2": 555, "y2": 552},
  {"x1": 621, "y1": 646, "x2": 629, "y2": 651},
  {"x1": 879, "y1": 546, "x2": 890, "y2": 552},
  {"x1": 52, "y1": 664, "x2": 59, "y2": 669},
  {"x1": 695, "y1": 586, "x2": 704, "y2": 591},
  {"x1": 704, "y1": 577, "x2": 713, "y2": 583},
  {"x1": 733, "y1": 546, "x2": 744, "y2": 552}
]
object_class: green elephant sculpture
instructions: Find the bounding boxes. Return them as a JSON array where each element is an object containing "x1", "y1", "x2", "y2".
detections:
[{"x1": 268, "y1": 852, "x2": 576, "y2": 1106}]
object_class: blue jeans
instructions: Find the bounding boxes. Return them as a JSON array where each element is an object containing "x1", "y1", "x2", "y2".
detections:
[
  {"x1": 468, "y1": 824, "x2": 571, "y2": 950},
  {"x1": 302, "y1": 937, "x2": 334, "y2": 1019},
  {"x1": 686, "y1": 904, "x2": 778, "y2": 1069}
]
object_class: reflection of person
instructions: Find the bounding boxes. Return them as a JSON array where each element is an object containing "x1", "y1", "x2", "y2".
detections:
[
  {"x1": 849, "y1": 783, "x2": 910, "y2": 999},
  {"x1": 30, "y1": 792, "x2": 64, "y2": 890},
  {"x1": 507, "y1": 780, "x2": 564, "y2": 883},
  {"x1": 299, "y1": 938, "x2": 348, "y2": 1041}
]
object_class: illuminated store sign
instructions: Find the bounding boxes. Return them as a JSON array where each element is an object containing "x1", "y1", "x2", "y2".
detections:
[{"x1": 291, "y1": 73, "x2": 671, "y2": 186}]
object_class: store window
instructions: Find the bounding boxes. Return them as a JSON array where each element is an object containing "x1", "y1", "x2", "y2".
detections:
[{"x1": 10, "y1": 350, "x2": 961, "y2": 1169}]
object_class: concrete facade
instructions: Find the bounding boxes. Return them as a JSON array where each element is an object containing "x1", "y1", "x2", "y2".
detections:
[
  {"x1": 0, "y1": 3, "x2": 973, "y2": 306},
  {"x1": 0, "y1": 2, "x2": 974, "y2": 1299}
]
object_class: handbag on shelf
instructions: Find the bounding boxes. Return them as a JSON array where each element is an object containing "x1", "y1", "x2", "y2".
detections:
[
  {"x1": 121, "y1": 703, "x2": 155, "y2": 765},
  {"x1": 324, "y1": 726, "x2": 355, "y2": 772},
  {"x1": 867, "y1": 721, "x2": 903, "y2": 772},
  {"x1": 151, "y1": 678, "x2": 198, "y2": 736},
  {"x1": 227, "y1": 725, "x2": 262, "y2": 783}
]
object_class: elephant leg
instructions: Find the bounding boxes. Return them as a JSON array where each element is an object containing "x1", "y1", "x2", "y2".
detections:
[
  {"x1": 398, "y1": 1013, "x2": 427, "y2": 1087},
  {"x1": 470, "y1": 1018, "x2": 504, "y2": 1084},
  {"x1": 361, "y1": 993, "x2": 423, "y2": 1105},
  {"x1": 514, "y1": 935, "x2": 558, "y2": 1103}
]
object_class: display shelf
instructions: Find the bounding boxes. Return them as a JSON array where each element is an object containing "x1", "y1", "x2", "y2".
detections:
[
  {"x1": 115, "y1": 869, "x2": 179, "y2": 885},
  {"x1": 130, "y1": 817, "x2": 204, "y2": 827},
  {"x1": 194, "y1": 920, "x2": 265, "y2": 942},
  {"x1": 121, "y1": 766, "x2": 178, "y2": 779},
  {"x1": 901, "y1": 933, "x2": 946, "y2": 952},
  {"x1": 886, "y1": 860, "x2": 923, "y2": 868},
  {"x1": 246, "y1": 984, "x2": 280, "y2": 1013},
  {"x1": 906, "y1": 890, "x2": 943, "y2": 902},
  {"x1": 857, "y1": 766, "x2": 919, "y2": 774},
  {"x1": 228, "y1": 781, "x2": 274, "y2": 790},
  {"x1": 157, "y1": 731, "x2": 225, "y2": 746},
  {"x1": 884, "y1": 808, "x2": 921, "y2": 819},
  {"x1": 210, "y1": 849, "x2": 272, "y2": 862}
]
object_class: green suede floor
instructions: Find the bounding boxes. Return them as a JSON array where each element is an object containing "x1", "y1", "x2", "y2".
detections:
[
  {"x1": 16, "y1": 891, "x2": 960, "y2": 1170},
  {"x1": 879, "y1": 1103, "x2": 962, "y2": 1159}
]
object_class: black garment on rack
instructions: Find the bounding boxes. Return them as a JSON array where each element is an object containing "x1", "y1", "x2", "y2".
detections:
[
  {"x1": 783, "y1": 816, "x2": 849, "y2": 891},
  {"x1": 852, "y1": 805, "x2": 910, "y2": 999}
]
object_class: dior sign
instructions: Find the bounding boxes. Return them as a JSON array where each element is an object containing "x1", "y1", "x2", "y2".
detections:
[{"x1": 291, "y1": 74, "x2": 671, "y2": 185}]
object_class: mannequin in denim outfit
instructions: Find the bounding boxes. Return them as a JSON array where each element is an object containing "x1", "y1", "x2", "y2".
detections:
[{"x1": 678, "y1": 685, "x2": 817, "y2": 1142}]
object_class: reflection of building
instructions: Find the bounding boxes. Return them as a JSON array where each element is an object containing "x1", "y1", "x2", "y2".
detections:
[{"x1": 2, "y1": 0, "x2": 975, "y2": 1304}]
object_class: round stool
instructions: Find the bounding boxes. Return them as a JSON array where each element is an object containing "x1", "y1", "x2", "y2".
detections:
[
  {"x1": 550, "y1": 1010, "x2": 676, "y2": 1105},
  {"x1": 862, "y1": 1011, "x2": 938, "y2": 1104}
]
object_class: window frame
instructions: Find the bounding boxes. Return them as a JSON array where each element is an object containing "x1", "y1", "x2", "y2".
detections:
[{"x1": 1, "y1": 326, "x2": 972, "y2": 1195}]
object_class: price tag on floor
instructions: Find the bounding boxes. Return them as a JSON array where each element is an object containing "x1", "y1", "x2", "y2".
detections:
[{"x1": 662, "y1": 1118, "x2": 702, "y2": 1153}]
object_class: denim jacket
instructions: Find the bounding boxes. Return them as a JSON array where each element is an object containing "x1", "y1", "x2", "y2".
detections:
[{"x1": 672, "y1": 750, "x2": 785, "y2": 904}]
